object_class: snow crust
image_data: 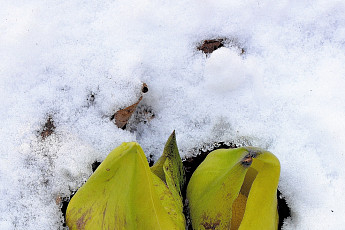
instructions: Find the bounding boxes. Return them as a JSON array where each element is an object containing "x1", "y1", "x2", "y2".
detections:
[{"x1": 1, "y1": 0, "x2": 345, "y2": 229}]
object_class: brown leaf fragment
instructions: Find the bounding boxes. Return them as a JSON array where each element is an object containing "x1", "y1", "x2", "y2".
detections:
[
  {"x1": 198, "y1": 39, "x2": 224, "y2": 54},
  {"x1": 41, "y1": 116, "x2": 55, "y2": 139},
  {"x1": 56, "y1": 196, "x2": 62, "y2": 205},
  {"x1": 142, "y1": 83, "x2": 148, "y2": 93},
  {"x1": 240, "y1": 47, "x2": 246, "y2": 55},
  {"x1": 114, "y1": 96, "x2": 143, "y2": 129}
]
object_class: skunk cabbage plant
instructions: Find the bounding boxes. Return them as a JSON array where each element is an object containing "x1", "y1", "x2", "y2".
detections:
[
  {"x1": 66, "y1": 131, "x2": 185, "y2": 230},
  {"x1": 187, "y1": 147, "x2": 280, "y2": 230},
  {"x1": 66, "y1": 132, "x2": 280, "y2": 230}
]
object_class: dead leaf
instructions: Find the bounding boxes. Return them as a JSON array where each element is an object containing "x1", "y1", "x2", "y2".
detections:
[
  {"x1": 41, "y1": 116, "x2": 55, "y2": 139},
  {"x1": 113, "y1": 83, "x2": 149, "y2": 129},
  {"x1": 56, "y1": 196, "x2": 62, "y2": 205},
  {"x1": 114, "y1": 96, "x2": 143, "y2": 129},
  {"x1": 198, "y1": 39, "x2": 224, "y2": 54},
  {"x1": 142, "y1": 83, "x2": 148, "y2": 93}
]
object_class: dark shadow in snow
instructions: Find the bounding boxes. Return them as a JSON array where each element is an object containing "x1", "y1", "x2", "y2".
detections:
[
  {"x1": 91, "y1": 161, "x2": 101, "y2": 172},
  {"x1": 60, "y1": 196, "x2": 72, "y2": 227},
  {"x1": 278, "y1": 190, "x2": 291, "y2": 229}
]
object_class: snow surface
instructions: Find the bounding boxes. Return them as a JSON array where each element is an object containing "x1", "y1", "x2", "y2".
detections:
[{"x1": 1, "y1": 0, "x2": 345, "y2": 229}]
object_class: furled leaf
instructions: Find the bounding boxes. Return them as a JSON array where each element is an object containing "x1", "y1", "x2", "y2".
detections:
[
  {"x1": 187, "y1": 147, "x2": 280, "y2": 230},
  {"x1": 151, "y1": 131, "x2": 186, "y2": 226},
  {"x1": 151, "y1": 131, "x2": 185, "y2": 198}
]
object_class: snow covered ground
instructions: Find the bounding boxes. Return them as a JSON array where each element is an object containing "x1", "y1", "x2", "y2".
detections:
[{"x1": 1, "y1": 0, "x2": 345, "y2": 229}]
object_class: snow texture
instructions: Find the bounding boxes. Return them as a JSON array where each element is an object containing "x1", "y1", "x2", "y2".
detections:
[{"x1": 1, "y1": 0, "x2": 345, "y2": 229}]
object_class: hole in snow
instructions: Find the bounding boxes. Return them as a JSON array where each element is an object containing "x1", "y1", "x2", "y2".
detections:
[
  {"x1": 59, "y1": 193, "x2": 74, "y2": 228},
  {"x1": 86, "y1": 92, "x2": 96, "y2": 107},
  {"x1": 148, "y1": 154, "x2": 154, "y2": 167},
  {"x1": 142, "y1": 83, "x2": 149, "y2": 93},
  {"x1": 277, "y1": 190, "x2": 291, "y2": 229},
  {"x1": 91, "y1": 161, "x2": 101, "y2": 172}
]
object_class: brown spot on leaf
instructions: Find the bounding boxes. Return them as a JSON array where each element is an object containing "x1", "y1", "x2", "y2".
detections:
[
  {"x1": 241, "y1": 150, "x2": 259, "y2": 166},
  {"x1": 41, "y1": 116, "x2": 55, "y2": 139},
  {"x1": 241, "y1": 154, "x2": 253, "y2": 166},
  {"x1": 102, "y1": 202, "x2": 108, "y2": 227},
  {"x1": 201, "y1": 212, "x2": 222, "y2": 230},
  {"x1": 202, "y1": 220, "x2": 221, "y2": 229},
  {"x1": 198, "y1": 39, "x2": 224, "y2": 54},
  {"x1": 75, "y1": 208, "x2": 92, "y2": 230},
  {"x1": 76, "y1": 213, "x2": 87, "y2": 229}
]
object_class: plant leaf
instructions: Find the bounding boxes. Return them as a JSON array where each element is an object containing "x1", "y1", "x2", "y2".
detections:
[
  {"x1": 66, "y1": 142, "x2": 183, "y2": 230},
  {"x1": 150, "y1": 131, "x2": 186, "y2": 227},
  {"x1": 187, "y1": 147, "x2": 280, "y2": 230}
]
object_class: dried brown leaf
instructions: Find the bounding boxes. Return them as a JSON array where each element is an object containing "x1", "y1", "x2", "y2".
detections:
[
  {"x1": 198, "y1": 39, "x2": 224, "y2": 54},
  {"x1": 114, "y1": 96, "x2": 143, "y2": 129},
  {"x1": 41, "y1": 116, "x2": 55, "y2": 139}
]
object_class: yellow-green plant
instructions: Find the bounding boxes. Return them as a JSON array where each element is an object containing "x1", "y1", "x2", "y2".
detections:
[
  {"x1": 66, "y1": 131, "x2": 185, "y2": 230},
  {"x1": 186, "y1": 147, "x2": 280, "y2": 230}
]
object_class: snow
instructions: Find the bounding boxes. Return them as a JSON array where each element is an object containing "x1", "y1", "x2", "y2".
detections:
[
  {"x1": 1, "y1": 0, "x2": 345, "y2": 229},
  {"x1": 204, "y1": 47, "x2": 247, "y2": 93}
]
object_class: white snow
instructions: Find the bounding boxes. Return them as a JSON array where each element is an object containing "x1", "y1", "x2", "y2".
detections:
[
  {"x1": 204, "y1": 47, "x2": 247, "y2": 93},
  {"x1": 1, "y1": 0, "x2": 345, "y2": 229}
]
